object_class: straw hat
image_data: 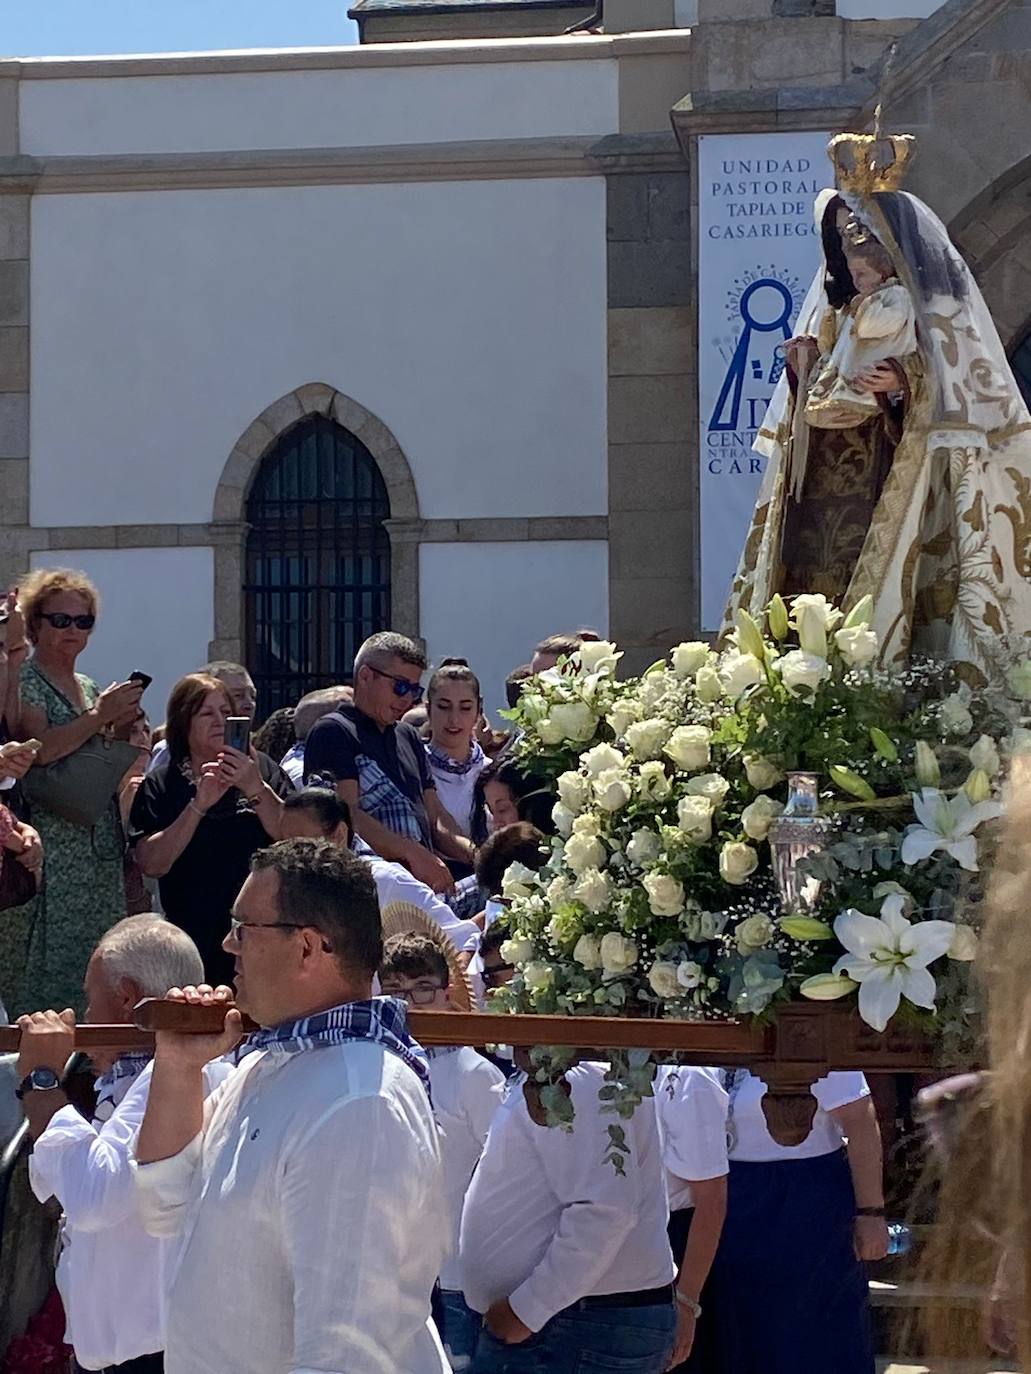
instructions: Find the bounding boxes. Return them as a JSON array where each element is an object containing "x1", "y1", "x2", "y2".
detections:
[{"x1": 379, "y1": 901, "x2": 477, "y2": 1014}]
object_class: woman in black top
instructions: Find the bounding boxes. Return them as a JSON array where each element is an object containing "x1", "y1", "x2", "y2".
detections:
[{"x1": 129, "y1": 672, "x2": 292, "y2": 984}]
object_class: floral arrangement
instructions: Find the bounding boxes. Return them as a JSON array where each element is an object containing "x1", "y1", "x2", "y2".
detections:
[{"x1": 496, "y1": 594, "x2": 1029, "y2": 1154}]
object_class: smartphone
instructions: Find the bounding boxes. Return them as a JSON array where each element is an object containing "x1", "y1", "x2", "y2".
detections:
[
  {"x1": 129, "y1": 670, "x2": 153, "y2": 692},
  {"x1": 225, "y1": 716, "x2": 251, "y2": 753}
]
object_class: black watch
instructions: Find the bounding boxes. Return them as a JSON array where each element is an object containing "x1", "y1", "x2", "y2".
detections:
[{"x1": 16, "y1": 1067, "x2": 62, "y2": 1100}]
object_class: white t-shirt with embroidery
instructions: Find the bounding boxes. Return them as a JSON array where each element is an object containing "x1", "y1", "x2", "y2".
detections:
[{"x1": 723, "y1": 1069, "x2": 870, "y2": 1163}]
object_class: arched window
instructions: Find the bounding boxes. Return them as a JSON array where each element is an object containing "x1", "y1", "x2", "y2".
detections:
[
  {"x1": 245, "y1": 415, "x2": 391, "y2": 717},
  {"x1": 1013, "y1": 330, "x2": 1031, "y2": 408}
]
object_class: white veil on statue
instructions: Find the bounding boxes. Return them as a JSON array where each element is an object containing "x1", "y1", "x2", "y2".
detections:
[{"x1": 724, "y1": 139, "x2": 1031, "y2": 685}]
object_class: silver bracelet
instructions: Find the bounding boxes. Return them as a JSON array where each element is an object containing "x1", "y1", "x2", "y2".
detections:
[
  {"x1": 187, "y1": 800, "x2": 206, "y2": 819},
  {"x1": 676, "y1": 1293, "x2": 702, "y2": 1318}
]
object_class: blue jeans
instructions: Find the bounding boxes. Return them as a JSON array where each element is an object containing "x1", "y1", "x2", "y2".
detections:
[
  {"x1": 470, "y1": 1300, "x2": 676, "y2": 1373},
  {"x1": 439, "y1": 1290, "x2": 482, "y2": 1371}
]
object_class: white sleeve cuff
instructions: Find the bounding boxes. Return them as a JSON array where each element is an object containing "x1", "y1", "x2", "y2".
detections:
[{"x1": 507, "y1": 1280, "x2": 557, "y2": 1335}]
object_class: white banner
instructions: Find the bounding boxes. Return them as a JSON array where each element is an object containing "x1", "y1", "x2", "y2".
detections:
[{"x1": 698, "y1": 131, "x2": 831, "y2": 630}]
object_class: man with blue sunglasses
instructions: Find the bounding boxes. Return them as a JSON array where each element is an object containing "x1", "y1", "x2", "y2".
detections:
[{"x1": 304, "y1": 632, "x2": 475, "y2": 894}]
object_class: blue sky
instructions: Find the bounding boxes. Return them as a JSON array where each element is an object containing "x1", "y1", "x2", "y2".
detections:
[{"x1": 2, "y1": 1, "x2": 358, "y2": 58}]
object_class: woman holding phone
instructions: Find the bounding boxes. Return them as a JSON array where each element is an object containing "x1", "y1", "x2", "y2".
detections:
[
  {"x1": 129, "y1": 672, "x2": 291, "y2": 984},
  {"x1": 0, "y1": 569, "x2": 143, "y2": 1016}
]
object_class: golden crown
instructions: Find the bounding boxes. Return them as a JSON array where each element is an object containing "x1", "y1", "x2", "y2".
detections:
[{"x1": 827, "y1": 132, "x2": 917, "y2": 196}]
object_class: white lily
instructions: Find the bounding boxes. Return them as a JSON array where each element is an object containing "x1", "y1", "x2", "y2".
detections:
[
  {"x1": 900, "y1": 788, "x2": 1003, "y2": 872},
  {"x1": 833, "y1": 895, "x2": 957, "y2": 1032}
]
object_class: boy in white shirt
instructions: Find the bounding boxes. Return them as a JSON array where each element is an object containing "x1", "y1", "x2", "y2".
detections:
[
  {"x1": 460, "y1": 1059, "x2": 677, "y2": 1373},
  {"x1": 380, "y1": 931, "x2": 506, "y2": 1372}
]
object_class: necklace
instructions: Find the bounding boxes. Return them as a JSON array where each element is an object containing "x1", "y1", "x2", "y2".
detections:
[{"x1": 722, "y1": 1069, "x2": 747, "y2": 1154}]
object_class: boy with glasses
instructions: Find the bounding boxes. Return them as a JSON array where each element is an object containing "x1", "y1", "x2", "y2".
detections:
[
  {"x1": 380, "y1": 932, "x2": 506, "y2": 1372},
  {"x1": 304, "y1": 633, "x2": 475, "y2": 897}
]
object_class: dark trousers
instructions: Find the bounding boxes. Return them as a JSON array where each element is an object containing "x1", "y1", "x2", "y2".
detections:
[
  {"x1": 668, "y1": 1207, "x2": 716, "y2": 1374},
  {"x1": 76, "y1": 1354, "x2": 163, "y2": 1374}
]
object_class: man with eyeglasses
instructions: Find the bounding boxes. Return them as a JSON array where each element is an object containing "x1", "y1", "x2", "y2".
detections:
[
  {"x1": 304, "y1": 632, "x2": 474, "y2": 895},
  {"x1": 133, "y1": 837, "x2": 450, "y2": 1374}
]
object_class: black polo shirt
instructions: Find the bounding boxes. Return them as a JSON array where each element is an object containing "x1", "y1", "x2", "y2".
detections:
[{"x1": 303, "y1": 703, "x2": 434, "y2": 847}]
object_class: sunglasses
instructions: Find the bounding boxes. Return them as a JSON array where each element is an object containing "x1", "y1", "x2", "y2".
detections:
[
  {"x1": 366, "y1": 664, "x2": 424, "y2": 702},
  {"x1": 481, "y1": 962, "x2": 515, "y2": 988},
  {"x1": 40, "y1": 612, "x2": 95, "y2": 631}
]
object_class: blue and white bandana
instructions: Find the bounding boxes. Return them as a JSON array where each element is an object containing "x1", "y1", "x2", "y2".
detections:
[
  {"x1": 94, "y1": 1051, "x2": 153, "y2": 1123},
  {"x1": 243, "y1": 996, "x2": 431, "y2": 1097}
]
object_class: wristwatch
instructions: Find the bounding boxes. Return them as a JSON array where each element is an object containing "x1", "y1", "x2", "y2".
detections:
[{"x1": 16, "y1": 1066, "x2": 62, "y2": 1100}]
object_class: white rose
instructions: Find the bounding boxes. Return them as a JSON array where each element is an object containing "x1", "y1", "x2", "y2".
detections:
[
  {"x1": 677, "y1": 795, "x2": 714, "y2": 844},
  {"x1": 647, "y1": 961, "x2": 682, "y2": 998},
  {"x1": 626, "y1": 828, "x2": 662, "y2": 867},
  {"x1": 501, "y1": 861, "x2": 540, "y2": 901},
  {"x1": 552, "y1": 802, "x2": 575, "y2": 838},
  {"x1": 672, "y1": 642, "x2": 710, "y2": 679},
  {"x1": 676, "y1": 960, "x2": 704, "y2": 990},
  {"x1": 834, "y1": 625, "x2": 879, "y2": 667},
  {"x1": 500, "y1": 935, "x2": 536, "y2": 965},
  {"x1": 791, "y1": 593, "x2": 843, "y2": 633},
  {"x1": 625, "y1": 717, "x2": 674, "y2": 761},
  {"x1": 695, "y1": 665, "x2": 723, "y2": 702},
  {"x1": 573, "y1": 867, "x2": 613, "y2": 915},
  {"x1": 940, "y1": 693, "x2": 974, "y2": 737},
  {"x1": 720, "y1": 841, "x2": 760, "y2": 886},
  {"x1": 548, "y1": 701, "x2": 599, "y2": 744},
  {"x1": 593, "y1": 768, "x2": 633, "y2": 813},
  {"x1": 643, "y1": 872, "x2": 686, "y2": 917},
  {"x1": 637, "y1": 760, "x2": 672, "y2": 802},
  {"x1": 686, "y1": 773, "x2": 731, "y2": 808},
  {"x1": 664, "y1": 724, "x2": 712, "y2": 772},
  {"x1": 599, "y1": 931, "x2": 638, "y2": 977},
  {"x1": 572, "y1": 934, "x2": 603, "y2": 970},
  {"x1": 556, "y1": 770, "x2": 590, "y2": 814},
  {"x1": 948, "y1": 924, "x2": 979, "y2": 961},
  {"x1": 575, "y1": 640, "x2": 621, "y2": 676},
  {"x1": 779, "y1": 649, "x2": 831, "y2": 697},
  {"x1": 741, "y1": 794, "x2": 785, "y2": 841},
  {"x1": 744, "y1": 754, "x2": 784, "y2": 790},
  {"x1": 719, "y1": 650, "x2": 765, "y2": 699},
  {"x1": 564, "y1": 830, "x2": 607, "y2": 875},
  {"x1": 536, "y1": 717, "x2": 564, "y2": 745},
  {"x1": 734, "y1": 913, "x2": 774, "y2": 953},
  {"x1": 582, "y1": 742, "x2": 626, "y2": 778},
  {"x1": 522, "y1": 961, "x2": 554, "y2": 992},
  {"x1": 607, "y1": 699, "x2": 642, "y2": 740},
  {"x1": 969, "y1": 734, "x2": 1001, "y2": 776}
]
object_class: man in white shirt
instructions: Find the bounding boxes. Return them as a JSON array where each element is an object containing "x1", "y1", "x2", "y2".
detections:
[
  {"x1": 17, "y1": 914, "x2": 230, "y2": 1374},
  {"x1": 379, "y1": 932, "x2": 506, "y2": 1371},
  {"x1": 133, "y1": 837, "x2": 450, "y2": 1374},
  {"x1": 460, "y1": 1059, "x2": 677, "y2": 1373}
]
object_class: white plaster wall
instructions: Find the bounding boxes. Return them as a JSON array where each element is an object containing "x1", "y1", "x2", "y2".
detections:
[
  {"x1": 19, "y1": 59, "x2": 619, "y2": 157},
  {"x1": 836, "y1": 0, "x2": 944, "y2": 15},
  {"x1": 419, "y1": 541, "x2": 609, "y2": 716},
  {"x1": 30, "y1": 177, "x2": 608, "y2": 525},
  {"x1": 28, "y1": 547, "x2": 214, "y2": 722}
]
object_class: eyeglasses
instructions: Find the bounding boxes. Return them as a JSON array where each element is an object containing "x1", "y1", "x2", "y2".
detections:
[
  {"x1": 380, "y1": 982, "x2": 446, "y2": 1006},
  {"x1": 227, "y1": 915, "x2": 334, "y2": 953},
  {"x1": 481, "y1": 962, "x2": 515, "y2": 989},
  {"x1": 365, "y1": 664, "x2": 425, "y2": 702},
  {"x1": 40, "y1": 612, "x2": 95, "y2": 631}
]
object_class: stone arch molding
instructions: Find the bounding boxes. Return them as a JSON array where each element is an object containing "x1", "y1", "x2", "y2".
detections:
[
  {"x1": 951, "y1": 154, "x2": 1031, "y2": 354},
  {"x1": 208, "y1": 383, "x2": 421, "y2": 662}
]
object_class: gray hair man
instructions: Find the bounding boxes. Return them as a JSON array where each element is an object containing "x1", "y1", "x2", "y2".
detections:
[
  {"x1": 303, "y1": 632, "x2": 475, "y2": 895},
  {"x1": 280, "y1": 686, "x2": 353, "y2": 788},
  {"x1": 18, "y1": 915, "x2": 230, "y2": 1374}
]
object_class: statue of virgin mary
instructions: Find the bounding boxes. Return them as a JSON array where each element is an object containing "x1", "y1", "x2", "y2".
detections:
[{"x1": 723, "y1": 134, "x2": 1031, "y2": 686}]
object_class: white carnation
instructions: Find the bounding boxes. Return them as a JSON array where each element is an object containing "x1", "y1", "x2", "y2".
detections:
[
  {"x1": 572, "y1": 867, "x2": 613, "y2": 915},
  {"x1": 552, "y1": 802, "x2": 576, "y2": 838},
  {"x1": 695, "y1": 665, "x2": 723, "y2": 702},
  {"x1": 500, "y1": 935, "x2": 535, "y2": 965},
  {"x1": 626, "y1": 828, "x2": 662, "y2": 867},
  {"x1": 557, "y1": 770, "x2": 590, "y2": 814},
  {"x1": 607, "y1": 699, "x2": 642, "y2": 740},
  {"x1": 546, "y1": 874, "x2": 574, "y2": 907},
  {"x1": 564, "y1": 830, "x2": 607, "y2": 875}
]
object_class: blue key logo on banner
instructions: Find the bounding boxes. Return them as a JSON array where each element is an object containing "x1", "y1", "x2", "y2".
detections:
[{"x1": 709, "y1": 268, "x2": 804, "y2": 434}]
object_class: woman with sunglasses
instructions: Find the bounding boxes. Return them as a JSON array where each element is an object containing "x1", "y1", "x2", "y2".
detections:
[{"x1": 0, "y1": 568, "x2": 144, "y2": 1016}]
